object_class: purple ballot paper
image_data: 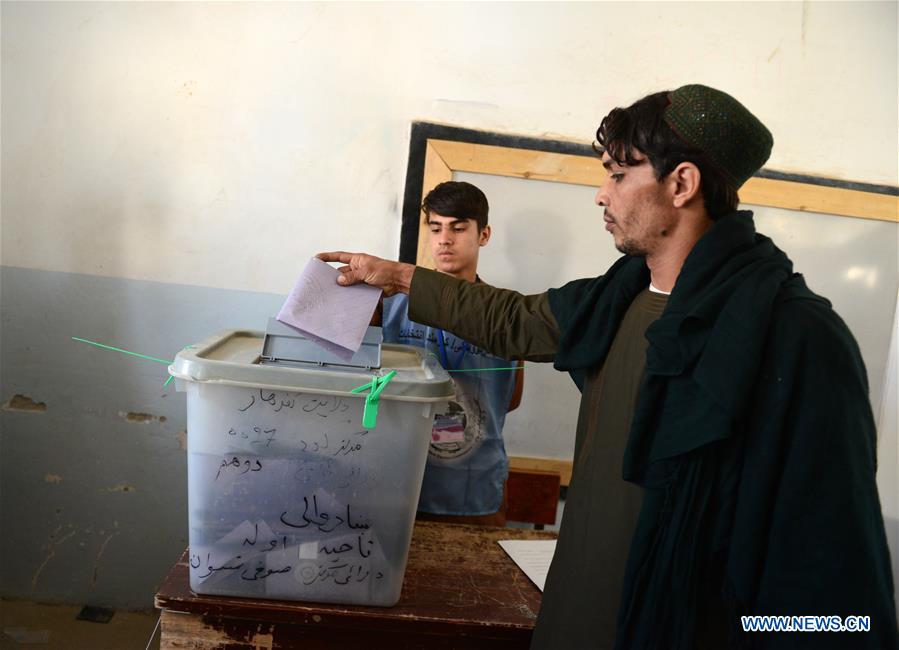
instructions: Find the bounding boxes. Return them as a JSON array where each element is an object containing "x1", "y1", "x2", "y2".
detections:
[{"x1": 277, "y1": 258, "x2": 382, "y2": 359}]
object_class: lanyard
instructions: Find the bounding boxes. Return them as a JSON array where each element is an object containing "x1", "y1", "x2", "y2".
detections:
[{"x1": 436, "y1": 329, "x2": 469, "y2": 370}]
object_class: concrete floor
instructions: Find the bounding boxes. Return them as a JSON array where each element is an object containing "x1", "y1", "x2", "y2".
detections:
[{"x1": 0, "y1": 600, "x2": 159, "y2": 650}]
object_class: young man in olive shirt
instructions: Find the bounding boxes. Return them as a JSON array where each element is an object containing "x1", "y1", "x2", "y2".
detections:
[{"x1": 319, "y1": 85, "x2": 896, "y2": 649}]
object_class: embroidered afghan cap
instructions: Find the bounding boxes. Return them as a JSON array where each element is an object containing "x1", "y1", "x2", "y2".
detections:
[{"x1": 664, "y1": 84, "x2": 773, "y2": 188}]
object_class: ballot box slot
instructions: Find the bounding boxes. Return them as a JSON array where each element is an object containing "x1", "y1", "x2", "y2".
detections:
[{"x1": 260, "y1": 317, "x2": 383, "y2": 370}]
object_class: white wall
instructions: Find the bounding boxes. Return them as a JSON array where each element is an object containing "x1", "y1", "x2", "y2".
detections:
[{"x1": 3, "y1": 1, "x2": 896, "y2": 296}]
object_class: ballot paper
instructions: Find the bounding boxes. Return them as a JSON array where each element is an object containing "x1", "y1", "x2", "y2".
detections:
[
  {"x1": 277, "y1": 258, "x2": 382, "y2": 359},
  {"x1": 497, "y1": 539, "x2": 557, "y2": 591}
]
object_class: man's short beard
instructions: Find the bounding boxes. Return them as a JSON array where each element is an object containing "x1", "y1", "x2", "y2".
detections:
[{"x1": 615, "y1": 237, "x2": 647, "y2": 257}]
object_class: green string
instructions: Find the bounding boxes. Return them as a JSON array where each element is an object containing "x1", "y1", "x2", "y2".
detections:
[
  {"x1": 448, "y1": 366, "x2": 523, "y2": 373},
  {"x1": 426, "y1": 350, "x2": 524, "y2": 373},
  {"x1": 73, "y1": 335, "x2": 521, "y2": 393},
  {"x1": 72, "y1": 337, "x2": 173, "y2": 365},
  {"x1": 72, "y1": 337, "x2": 175, "y2": 386}
]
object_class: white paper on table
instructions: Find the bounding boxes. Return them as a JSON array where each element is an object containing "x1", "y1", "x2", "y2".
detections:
[
  {"x1": 277, "y1": 257, "x2": 382, "y2": 359},
  {"x1": 497, "y1": 539, "x2": 557, "y2": 592}
]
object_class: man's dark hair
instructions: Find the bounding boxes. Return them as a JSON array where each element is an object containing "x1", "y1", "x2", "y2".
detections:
[
  {"x1": 421, "y1": 181, "x2": 489, "y2": 231},
  {"x1": 594, "y1": 91, "x2": 739, "y2": 219}
]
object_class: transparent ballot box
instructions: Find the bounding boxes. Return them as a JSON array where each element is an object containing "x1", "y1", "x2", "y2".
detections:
[{"x1": 170, "y1": 330, "x2": 453, "y2": 606}]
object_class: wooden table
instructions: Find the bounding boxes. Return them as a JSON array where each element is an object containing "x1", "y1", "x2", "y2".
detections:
[{"x1": 155, "y1": 521, "x2": 557, "y2": 649}]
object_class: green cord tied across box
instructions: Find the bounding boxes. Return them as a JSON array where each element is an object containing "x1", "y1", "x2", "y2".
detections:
[
  {"x1": 72, "y1": 337, "x2": 195, "y2": 386},
  {"x1": 350, "y1": 370, "x2": 397, "y2": 429},
  {"x1": 72, "y1": 337, "x2": 520, "y2": 428}
]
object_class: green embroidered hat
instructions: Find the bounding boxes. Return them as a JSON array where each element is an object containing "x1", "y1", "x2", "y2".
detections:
[{"x1": 664, "y1": 84, "x2": 773, "y2": 188}]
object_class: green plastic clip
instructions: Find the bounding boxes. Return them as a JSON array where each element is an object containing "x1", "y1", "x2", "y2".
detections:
[{"x1": 351, "y1": 370, "x2": 397, "y2": 429}]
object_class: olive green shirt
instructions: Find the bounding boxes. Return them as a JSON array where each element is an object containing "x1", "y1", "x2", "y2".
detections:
[{"x1": 409, "y1": 268, "x2": 667, "y2": 649}]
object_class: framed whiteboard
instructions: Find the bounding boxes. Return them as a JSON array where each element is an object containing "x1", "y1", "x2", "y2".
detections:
[{"x1": 400, "y1": 123, "x2": 899, "y2": 484}]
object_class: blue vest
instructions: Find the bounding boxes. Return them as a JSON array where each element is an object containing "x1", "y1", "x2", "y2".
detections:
[{"x1": 382, "y1": 293, "x2": 517, "y2": 515}]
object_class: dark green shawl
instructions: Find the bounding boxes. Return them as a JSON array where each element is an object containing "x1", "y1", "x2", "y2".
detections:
[{"x1": 547, "y1": 211, "x2": 897, "y2": 648}]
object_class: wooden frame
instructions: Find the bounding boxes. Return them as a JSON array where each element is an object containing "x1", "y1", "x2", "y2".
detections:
[
  {"x1": 399, "y1": 122, "x2": 899, "y2": 484},
  {"x1": 401, "y1": 122, "x2": 898, "y2": 268}
]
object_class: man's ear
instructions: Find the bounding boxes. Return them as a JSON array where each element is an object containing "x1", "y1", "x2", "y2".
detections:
[
  {"x1": 479, "y1": 224, "x2": 492, "y2": 246},
  {"x1": 670, "y1": 162, "x2": 701, "y2": 209}
]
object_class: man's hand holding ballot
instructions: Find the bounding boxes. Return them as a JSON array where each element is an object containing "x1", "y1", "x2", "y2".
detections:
[{"x1": 316, "y1": 252, "x2": 415, "y2": 297}]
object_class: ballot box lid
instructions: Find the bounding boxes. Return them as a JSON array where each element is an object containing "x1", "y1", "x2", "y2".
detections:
[{"x1": 169, "y1": 329, "x2": 454, "y2": 401}]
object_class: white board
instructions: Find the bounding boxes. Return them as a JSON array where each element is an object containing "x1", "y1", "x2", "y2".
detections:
[{"x1": 457, "y1": 171, "x2": 898, "y2": 462}]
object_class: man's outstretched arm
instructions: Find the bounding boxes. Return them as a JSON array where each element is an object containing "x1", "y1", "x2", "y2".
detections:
[{"x1": 315, "y1": 251, "x2": 560, "y2": 362}]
